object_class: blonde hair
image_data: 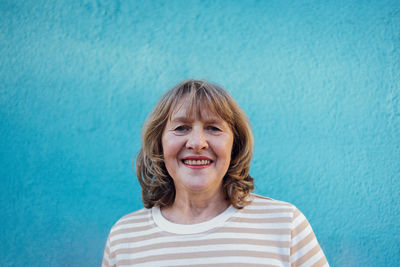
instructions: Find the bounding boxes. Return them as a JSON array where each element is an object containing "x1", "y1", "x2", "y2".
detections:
[{"x1": 136, "y1": 79, "x2": 254, "y2": 209}]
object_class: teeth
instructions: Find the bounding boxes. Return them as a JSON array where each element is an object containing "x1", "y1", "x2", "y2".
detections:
[{"x1": 183, "y1": 159, "x2": 211, "y2": 165}]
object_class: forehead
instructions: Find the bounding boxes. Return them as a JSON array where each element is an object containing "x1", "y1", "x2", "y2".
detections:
[{"x1": 169, "y1": 97, "x2": 223, "y2": 122}]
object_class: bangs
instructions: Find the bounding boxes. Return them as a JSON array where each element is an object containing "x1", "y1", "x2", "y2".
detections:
[{"x1": 167, "y1": 81, "x2": 235, "y2": 127}]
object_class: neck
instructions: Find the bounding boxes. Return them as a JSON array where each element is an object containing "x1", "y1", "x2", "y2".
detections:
[{"x1": 161, "y1": 188, "x2": 230, "y2": 224}]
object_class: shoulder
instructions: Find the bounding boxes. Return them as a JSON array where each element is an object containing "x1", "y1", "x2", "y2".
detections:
[
  {"x1": 246, "y1": 194, "x2": 306, "y2": 222},
  {"x1": 248, "y1": 193, "x2": 296, "y2": 210},
  {"x1": 115, "y1": 207, "x2": 150, "y2": 223},
  {"x1": 247, "y1": 194, "x2": 316, "y2": 231},
  {"x1": 244, "y1": 195, "x2": 329, "y2": 266},
  {"x1": 108, "y1": 208, "x2": 152, "y2": 236}
]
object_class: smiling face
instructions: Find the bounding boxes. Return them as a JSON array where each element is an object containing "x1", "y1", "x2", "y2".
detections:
[{"x1": 161, "y1": 99, "x2": 234, "y2": 197}]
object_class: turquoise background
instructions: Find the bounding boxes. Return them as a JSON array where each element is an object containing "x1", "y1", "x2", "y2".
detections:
[{"x1": 1, "y1": 0, "x2": 399, "y2": 266}]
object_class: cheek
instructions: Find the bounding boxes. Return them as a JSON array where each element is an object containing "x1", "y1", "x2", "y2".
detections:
[
  {"x1": 162, "y1": 141, "x2": 173, "y2": 159},
  {"x1": 216, "y1": 139, "x2": 234, "y2": 163},
  {"x1": 223, "y1": 136, "x2": 234, "y2": 156},
  {"x1": 162, "y1": 136, "x2": 180, "y2": 159},
  {"x1": 162, "y1": 139, "x2": 177, "y2": 176}
]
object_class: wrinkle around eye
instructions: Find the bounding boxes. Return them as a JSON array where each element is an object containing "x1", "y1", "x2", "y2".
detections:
[
  {"x1": 206, "y1": 126, "x2": 222, "y2": 132},
  {"x1": 173, "y1": 125, "x2": 190, "y2": 132}
]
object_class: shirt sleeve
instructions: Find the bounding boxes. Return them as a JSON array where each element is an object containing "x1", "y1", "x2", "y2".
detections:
[
  {"x1": 102, "y1": 235, "x2": 115, "y2": 267},
  {"x1": 290, "y1": 206, "x2": 329, "y2": 267}
]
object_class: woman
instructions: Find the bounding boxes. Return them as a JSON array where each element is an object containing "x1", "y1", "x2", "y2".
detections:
[{"x1": 102, "y1": 79, "x2": 329, "y2": 267}]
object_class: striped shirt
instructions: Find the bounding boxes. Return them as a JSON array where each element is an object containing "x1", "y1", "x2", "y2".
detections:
[{"x1": 102, "y1": 194, "x2": 328, "y2": 267}]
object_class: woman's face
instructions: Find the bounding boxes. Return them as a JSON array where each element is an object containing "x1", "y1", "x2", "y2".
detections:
[{"x1": 161, "y1": 100, "x2": 234, "y2": 196}]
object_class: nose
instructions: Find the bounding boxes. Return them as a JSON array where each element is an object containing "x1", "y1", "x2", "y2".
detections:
[{"x1": 186, "y1": 127, "x2": 208, "y2": 151}]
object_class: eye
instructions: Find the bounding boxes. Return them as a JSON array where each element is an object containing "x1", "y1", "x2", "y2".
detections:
[
  {"x1": 173, "y1": 125, "x2": 189, "y2": 132},
  {"x1": 206, "y1": 125, "x2": 221, "y2": 132}
]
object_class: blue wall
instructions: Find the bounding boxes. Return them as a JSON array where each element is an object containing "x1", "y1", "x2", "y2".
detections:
[{"x1": 1, "y1": 0, "x2": 399, "y2": 266}]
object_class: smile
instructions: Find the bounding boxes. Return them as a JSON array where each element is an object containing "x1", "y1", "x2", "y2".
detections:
[{"x1": 182, "y1": 159, "x2": 211, "y2": 166}]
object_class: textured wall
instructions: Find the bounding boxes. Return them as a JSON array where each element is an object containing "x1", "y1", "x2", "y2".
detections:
[{"x1": 1, "y1": 0, "x2": 399, "y2": 266}]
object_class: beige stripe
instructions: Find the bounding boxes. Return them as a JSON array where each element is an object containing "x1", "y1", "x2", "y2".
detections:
[
  {"x1": 190, "y1": 264, "x2": 281, "y2": 267},
  {"x1": 219, "y1": 226, "x2": 290, "y2": 235},
  {"x1": 113, "y1": 237, "x2": 290, "y2": 255},
  {"x1": 119, "y1": 209, "x2": 148, "y2": 220},
  {"x1": 230, "y1": 216, "x2": 291, "y2": 224},
  {"x1": 311, "y1": 254, "x2": 328, "y2": 267},
  {"x1": 250, "y1": 200, "x2": 291, "y2": 207},
  {"x1": 115, "y1": 216, "x2": 149, "y2": 226},
  {"x1": 109, "y1": 244, "x2": 117, "y2": 259},
  {"x1": 130, "y1": 209, "x2": 148, "y2": 216},
  {"x1": 292, "y1": 208, "x2": 301, "y2": 220},
  {"x1": 110, "y1": 232, "x2": 165, "y2": 247},
  {"x1": 292, "y1": 243, "x2": 321, "y2": 267},
  {"x1": 292, "y1": 219, "x2": 308, "y2": 238},
  {"x1": 290, "y1": 232, "x2": 314, "y2": 255},
  {"x1": 242, "y1": 208, "x2": 293, "y2": 214},
  {"x1": 117, "y1": 249, "x2": 290, "y2": 265},
  {"x1": 110, "y1": 224, "x2": 155, "y2": 237},
  {"x1": 102, "y1": 257, "x2": 110, "y2": 267},
  {"x1": 104, "y1": 243, "x2": 110, "y2": 255}
]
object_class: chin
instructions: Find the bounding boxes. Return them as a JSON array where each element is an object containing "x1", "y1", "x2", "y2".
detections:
[
  {"x1": 182, "y1": 179, "x2": 215, "y2": 192},
  {"x1": 185, "y1": 183, "x2": 211, "y2": 192}
]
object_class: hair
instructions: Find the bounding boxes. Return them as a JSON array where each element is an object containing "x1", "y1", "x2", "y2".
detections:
[{"x1": 136, "y1": 79, "x2": 254, "y2": 209}]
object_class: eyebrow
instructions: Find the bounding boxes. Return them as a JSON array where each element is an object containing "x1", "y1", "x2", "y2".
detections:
[
  {"x1": 170, "y1": 115, "x2": 224, "y2": 125},
  {"x1": 170, "y1": 116, "x2": 194, "y2": 123}
]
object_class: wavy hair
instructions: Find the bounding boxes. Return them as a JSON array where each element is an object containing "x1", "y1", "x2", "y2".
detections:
[{"x1": 136, "y1": 79, "x2": 254, "y2": 209}]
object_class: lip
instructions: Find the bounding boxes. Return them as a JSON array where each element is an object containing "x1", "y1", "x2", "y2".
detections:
[
  {"x1": 182, "y1": 156, "x2": 213, "y2": 161},
  {"x1": 181, "y1": 155, "x2": 213, "y2": 169}
]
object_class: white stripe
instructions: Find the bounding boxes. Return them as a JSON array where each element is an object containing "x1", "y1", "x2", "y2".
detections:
[
  {"x1": 109, "y1": 227, "x2": 162, "y2": 243},
  {"x1": 247, "y1": 204, "x2": 292, "y2": 208},
  {"x1": 115, "y1": 243, "x2": 290, "y2": 260},
  {"x1": 225, "y1": 221, "x2": 292, "y2": 229},
  {"x1": 115, "y1": 214, "x2": 292, "y2": 232},
  {"x1": 245, "y1": 204, "x2": 293, "y2": 210},
  {"x1": 292, "y1": 212, "x2": 306, "y2": 228},
  {"x1": 104, "y1": 254, "x2": 117, "y2": 267},
  {"x1": 102, "y1": 251, "x2": 109, "y2": 262},
  {"x1": 291, "y1": 239, "x2": 318, "y2": 262},
  {"x1": 234, "y1": 212, "x2": 293, "y2": 219},
  {"x1": 299, "y1": 250, "x2": 325, "y2": 267},
  {"x1": 291, "y1": 225, "x2": 312, "y2": 247},
  {"x1": 117, "y1": 212, "x2": 150, "y2": 223},
  {"x1": 251, "y1": 197, "x2": 291, "y2": 205},
  {"x1": 113, "y1": 221, "x2": 154, "y2": 231},
  {"x1": 111, "y1": 232, "x2": 291, "y2": 251},
  {"x1": 118, "y1": 256, "x2": 290, "y2": 267}
]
